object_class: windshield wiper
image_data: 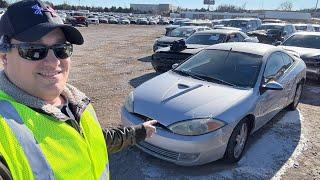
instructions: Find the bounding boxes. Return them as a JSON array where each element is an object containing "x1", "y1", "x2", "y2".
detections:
[
  {"x1": 203, "y1": 75, "x2": 238, "y2": 87},
  {"x1": 173, "y1": 69, "x2": 207, "y2": 81},
  {"x1": 188, "y1": 71, "x2": 238, "y2": 87},
  {"x1": 174, "y1": 69, "x2": 237, "y2": 87}
]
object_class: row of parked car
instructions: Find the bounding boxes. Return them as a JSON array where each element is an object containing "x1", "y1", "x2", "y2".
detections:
[
  {"x1": 151, "y1": 18, "x2": 320, "y2": 82},
  {"x1": 119, "y1": 18, "x2": 318, "y2": 166},
  {"x1": 56, "y1": 10, "x2": 171, "y2": 26}
]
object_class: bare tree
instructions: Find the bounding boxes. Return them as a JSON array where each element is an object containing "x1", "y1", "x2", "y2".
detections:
[{"x1": 278, "y1": 1, "x2": 293, "y2": 11}]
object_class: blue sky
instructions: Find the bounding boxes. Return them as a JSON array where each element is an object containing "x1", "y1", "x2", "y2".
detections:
[{"x1": 48, "y1": 0, "x2": 317, "y2": 10}]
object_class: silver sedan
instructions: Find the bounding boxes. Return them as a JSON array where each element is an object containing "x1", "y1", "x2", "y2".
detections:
[{"x1": 121, "y1": 42, "x2": 306, "y2": 166}]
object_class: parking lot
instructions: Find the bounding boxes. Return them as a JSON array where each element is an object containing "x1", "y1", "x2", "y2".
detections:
[
  {"x1": 67, "y1": 24, "x2": 320, "y2": 179},
  {"x1": 8, "y1": 24, "x2": 316, "y2": 179}
]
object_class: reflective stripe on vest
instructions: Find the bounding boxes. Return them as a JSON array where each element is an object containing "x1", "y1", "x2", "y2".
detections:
[
  {"x1": 0, "y1": 100, "x2": 55, "y2": 180},
  {"x1": 100, "y1": 164, "x2": 109, "y2": 180}
]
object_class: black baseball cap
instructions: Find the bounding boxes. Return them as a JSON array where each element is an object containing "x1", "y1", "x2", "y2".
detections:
[{"x1": 0, "y1": 0, "x2": 84, "y2": 45}]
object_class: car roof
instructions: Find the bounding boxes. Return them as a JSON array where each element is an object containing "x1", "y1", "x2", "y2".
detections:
[
  {"x1": 291, "y1": 31, "x2": 320, "y2": 36},
  {"x1": 262, "y1": 23, "x2": 287, "y2": 26},
  {"x1": 177, "y1": 26, "x2": 209, "y2": 29},
  {"x1": 193, "y1": 29, "x2": 240, "y2": 35},
  {"x1": 206, "y1": 42, "x2": 280, "y2": 56}
]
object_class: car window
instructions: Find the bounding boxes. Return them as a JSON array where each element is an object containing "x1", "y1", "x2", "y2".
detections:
[
  {"x1": 186, "y1": 34, "x2": 227, "y2": 45},
  {"x1": 227, "y1": 34, "x2": 237, "y2": 42},
  {"x1": 281, "y1": 52, "x2": 294, "y2": 68},
  {"x1": 282, "y1": 34, "x2": 320, "y2": 49},
  {"x1": 264, "y1": 52, "x2": 286, "y2": 80},
  {"x1": 236, "y1": 33, "x2": 245, "y2": 41}
]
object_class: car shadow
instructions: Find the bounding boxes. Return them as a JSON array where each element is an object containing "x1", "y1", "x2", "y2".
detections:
[
  {"x1": 300, "y1": 79, "x2": 320, "y2": 106},
  {"x1": 137, "y1": 55, "x2": 153, "y2": 62},
  {"x1": 129, "y1": 72, "x2": 160, "y2": 88},
  {"x1": 110, "y1": 109, "x2": 302, "y2": 179}
]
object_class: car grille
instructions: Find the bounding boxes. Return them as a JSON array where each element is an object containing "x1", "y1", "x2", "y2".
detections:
[
  {"x1": 137, "y1": 141, "x2": 180, "y2": 160},
  {"x1": 133, "y1": 113, "x2": 170, "y2": 131},
  {"x1": 303, "y1": 58, "x2": 320, "y2": 67}
]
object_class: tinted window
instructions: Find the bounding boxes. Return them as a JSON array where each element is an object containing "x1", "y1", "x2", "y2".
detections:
[
  {"x1": 281, "y1": 52, "x2": 294, "y2": 68},
  {"x1": 175, "y1": 50, "x2": 262, "y2": 88},
  {"x1": 236, "y1": 33, "x2": 245, "y2": 41},
  {"x1": 282, "y1": 34, "x2": 320, "y2": 49},
  {"x1": 186, "y1": 34, "x2": 226, "y2": 45},
  {"x1": 225, "y1": 20, "x2": 248, "y2": 28},
  {"x1": 257, "y1": 25, "x2": 284, "y2": 30},
  {"x1": 168, "y1": 28, "x2": 195, "y2": 37},
  {"x1": 295, "y1": 25, "x2": 307, "y2": 31},
  {"x1": 264, "y1": 52, "x2": 286, "y2": 80}
]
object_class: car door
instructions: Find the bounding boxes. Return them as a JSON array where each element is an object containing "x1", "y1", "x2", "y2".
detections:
[
  {"x1": 254, "y1": 52, "x2": 288, "y2": 130},
  {"x1": 280, "y1": 52, "x2": 296, "y2": 105}
]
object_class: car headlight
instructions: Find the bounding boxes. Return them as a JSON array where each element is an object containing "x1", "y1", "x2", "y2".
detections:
[
  {"x1": 124, "y1": 91, "x2": 134, "y2": 113},
  {"x1": 168, "y1": 118, "x2": 226, "y2": 136}
]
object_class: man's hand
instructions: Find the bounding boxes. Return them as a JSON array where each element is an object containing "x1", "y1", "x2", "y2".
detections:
[{"x1": 143, "y1": 120, "x2": 157, "y2": 138}]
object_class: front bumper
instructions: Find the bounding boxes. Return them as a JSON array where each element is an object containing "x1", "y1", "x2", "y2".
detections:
[{"x1": 121, "y1": 107, "x2": 233, "y2": 166}]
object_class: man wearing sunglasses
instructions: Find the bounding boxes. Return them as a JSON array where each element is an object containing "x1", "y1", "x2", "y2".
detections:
[{"x1": 0, "y1": 0, "x2": 157, "y2": 179}]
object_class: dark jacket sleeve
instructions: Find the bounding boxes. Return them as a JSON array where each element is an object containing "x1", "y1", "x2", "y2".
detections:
[
  {"x1": 0, "y1": 157, "x2": 12, "y2": 180},
  {"x1": 103, "y1": 125, "x2": 146, "y2": 154}
]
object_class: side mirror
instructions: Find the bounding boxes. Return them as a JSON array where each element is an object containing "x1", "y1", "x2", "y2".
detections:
[
  {"x1": 262, "y1": 81, "x2": 284, "y2": 91},
  {"x1": 172, "y1": 63, "x2": 179, "y2": 69},
  {"x1": 274, "y1": 41, "x2": 282, "y2": 46}
]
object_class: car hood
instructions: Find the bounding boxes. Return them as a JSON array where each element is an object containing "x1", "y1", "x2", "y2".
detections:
[
  {"x1": 157, "y1": 36, "x2": 184, "y2": 43},
  {"x1": 156, "y1": 44, "x2": 208, "y2": 54},
  {"x1": 280, "y1": 46, "x2": 320, "y2": 58},
  {"x1": 133, "y1": 71, "x2": 253, "y2": 126}
]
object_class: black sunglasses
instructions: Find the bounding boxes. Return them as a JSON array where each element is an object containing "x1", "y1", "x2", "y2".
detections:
[{"x1": 10, "y1": 42, "x2": 73, "y2": 61}]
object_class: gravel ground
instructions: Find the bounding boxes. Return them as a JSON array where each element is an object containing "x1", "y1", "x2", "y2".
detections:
[
  {"x1": 2, "y1": 24, "x2": 319, "y2": 179},
  {"x1": 71, "y1": 25, "x2": 319, "y2": 180}
]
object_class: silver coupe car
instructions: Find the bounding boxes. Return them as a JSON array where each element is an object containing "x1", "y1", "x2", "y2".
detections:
[{"x1": 121, "y1": 42, "x2": 306, "y2": 166}]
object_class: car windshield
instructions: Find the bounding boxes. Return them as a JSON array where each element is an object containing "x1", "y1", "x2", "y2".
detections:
[
  {"x1": 282, "y1": 34, "x2": 320, "y2": 49},
  {"x1": 186, "y1": 34, "x2": 226, "y2": 45},
  {"x1": 174, "y1": 49, "x2": 262, "y2": 88},
  {"x1": 295, "y1": 25, "x2": 307, "y2": 31},
  {"x1": 225, "y1": 20, "x2": 248, "y2": 28},
  {"x1": 173, "y1": 21, "x2": 187, "y2": 25},
  {"x1": 168, "y1": 28, "x2": 195, "y2": 37},
  {"x1": 257, "y1": 25, "x2": 283, "y2": 30}
]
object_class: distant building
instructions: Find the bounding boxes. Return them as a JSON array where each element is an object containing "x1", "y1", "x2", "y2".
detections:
[
  {"x1": 130, "y1": 4, "x2": 177, "y2": 14},
  {"x1": 180, "y1": 10, "x2": 312, "y2": 22}
]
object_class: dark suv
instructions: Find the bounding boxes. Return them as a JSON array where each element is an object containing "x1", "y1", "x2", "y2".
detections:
[{"x1": 247, "y1": 23, "x2": 296, "y2": 44}]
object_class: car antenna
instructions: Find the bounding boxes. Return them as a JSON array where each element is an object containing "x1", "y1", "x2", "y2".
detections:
[{"x1": 223, "y1": 48, "x2": 232, "y2": 64}]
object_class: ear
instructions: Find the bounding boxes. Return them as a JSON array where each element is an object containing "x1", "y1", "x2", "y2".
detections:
[{"x1": 0, "y1": 53, "x2": 7, "y2": 66}]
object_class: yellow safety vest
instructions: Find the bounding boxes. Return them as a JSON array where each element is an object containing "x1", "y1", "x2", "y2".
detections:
[{"x1": 0, "y1": 90, "x2": 109, "y2": 180}]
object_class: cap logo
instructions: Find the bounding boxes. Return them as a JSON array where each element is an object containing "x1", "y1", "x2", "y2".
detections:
[
  {"x1": 31, "y1": 4, "x2": 43, "y2": 15},
  {"x1": 31, "y1": 4, "x2": 58, "y2": 17}
]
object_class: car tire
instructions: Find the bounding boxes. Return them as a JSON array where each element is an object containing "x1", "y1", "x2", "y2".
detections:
[
  {"x1": 287, "y1": 83, "x2": 303, "y2": 111},
  {"x1": 224, "y1": 118, "x2": 249, "y2": 163}
]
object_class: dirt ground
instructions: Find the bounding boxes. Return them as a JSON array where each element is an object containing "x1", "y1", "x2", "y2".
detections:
[{"x1": 2, "y1": 24, "x2": 319, "y2": 179}]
